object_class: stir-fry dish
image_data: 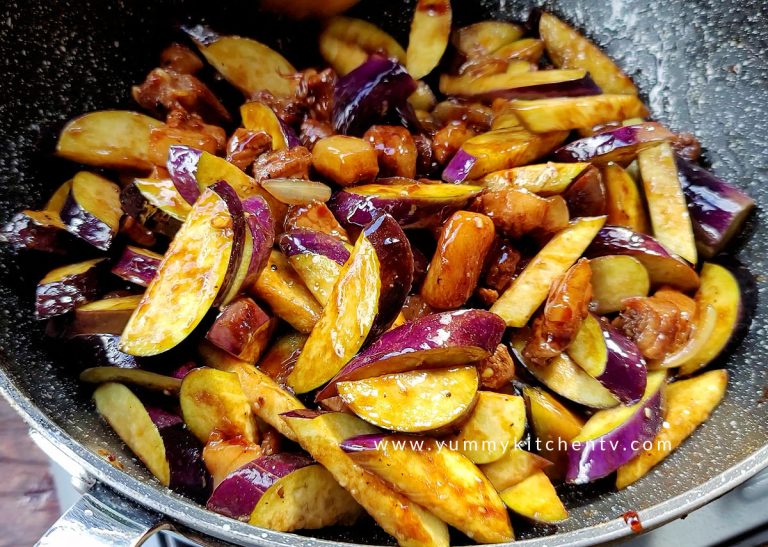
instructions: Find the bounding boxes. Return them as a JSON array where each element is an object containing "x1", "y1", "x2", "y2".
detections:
[{"x1": 1, "y1": 3, "x2": 754, "y2": 545}]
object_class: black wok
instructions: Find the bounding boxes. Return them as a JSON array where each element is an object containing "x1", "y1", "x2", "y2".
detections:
[{"x1": 1, "y1": 0, "x2": 767, "y2": 545}]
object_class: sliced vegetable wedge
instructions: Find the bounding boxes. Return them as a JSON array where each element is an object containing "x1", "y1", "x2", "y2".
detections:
[
  {"x1": 491, "y1": 216, "x2": 606, "y2": 327},
  {"x1": 120, "y1": 184, "x2": 238, "y2": 356}
]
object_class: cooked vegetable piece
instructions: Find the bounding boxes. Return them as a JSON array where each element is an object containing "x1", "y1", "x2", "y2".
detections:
[
  {"x1": 562, "y1": 164, "x2": 606, "y2": 217},
  {"x1": 566, "y1": 370, "x2": 666, "y2": 483},
  {"x1": 240, "y1": 102, "x2": 292, "y2": 150},
  {"x1": 567, "y1": 314, "x2": 648, "y2": 404},
  {"x1": 166, "y1": 145, "x2": 203, "y2": 204},
  {"x1": 198, "y1": 342, "x2": 304, "y2": 441},
  {"x1": 279, "y1": 229, "x2": 351, "y2": 305},
  {"x1": 250, "y1": 250, "x2": 322, "y2": 334},
  {"x1": 451, "y1": 392, "x2": 526, "y2": 464},
  {"x1": 35, "y1": 258, "x2": 104, "y2": 319},
  {"x1": 440, "y1": 69, "x2": 600, "y2": 100},
  {"x1": 60, "y1": 171, "x2": 122, "y2": 251},
  {"x1": 512, "y1": 333, "x2": 619, "y2": 409},
  {"x1": 337, "y1": 366, "x2": 479, "y2": 433},
  {"x1": 180, "y1": 367, "x2": 256, "y2": 443},
  {"x1": 499, "y1": 470, "x2": 568, "y2": 523},
  {"x1": 554, "y1": 122, "x2": 674, "y2": 164},
  {"x1": 196, "y1": 149, "x2": 287, "y2": 221},
  {"x1": 675, "y1": 156, "x2": 755, "y2": 258},
  {"x1": 638, "y1": 142, "x2": 697, "y2": 263},
  {"x1": 120, "y1": 184, "x2": 239, "y2": 356},
  {"x1": 187, "y1": 29, "x2": 296, "y2": 96},
  {"x1": 93, "y1": 383, "x2": 170, "y2": 485},
  {"x1": 479, "y1": 449, "x2": 552, "y2": 491},
  {"x1": 146, "y1": 407, "x2": 211, "y2": 501},
  {"x1": 207, "y1": 453, "x2": 313, "y2": 520},
  {"x1": 257, "y1": 331, "x2": 307, "y2": 386},
  {"x1": 491, "y1": 216, "x2": 606, "y2": 327},
  {"x1": 485, "y1": 37, "x2": 545, "y2": 64},
  {"x1": 312, "y1": 135, "x2": 379, "y2": 186},
  {"x1": 333, "y1": 56, "x2": 416, "y2": 136},
  {"x1": 452, "y1": 21, "x2": 524, "y2": 58},
  {"x1": 524, "y1": 387, "x2": 584, "y2": 479},
  {"x1": 206, "y1": 297, "x2": 275, "y2": 363},
  {"x1": 0, "y1": 209, "x2": 79, "y2": 254},
  {"x1": 282, "y1": 411, "x2": 450, "y2": 547},
  {"x1": 70, "y1": 295, "x2": 142, "y2": 336},
  {"x1": 589, "y1": 255, "x2": 650, "y2": 314},
  {"x1": 508, "y1": 95, "x2": 648, "y2": 133},
  {"x1": 679, "y1": 263, "x2": 741, "y2": 375},
  {"x1": 287, "y1": 214, "x2": 412, "y2": 393},
  {"x1": 261, "y1": 179, "x2": 332, "y2": 206},
  {"x1": 56, "y1": 110, "x2": 162, "y2": 170},
  {"x1": 80, "y1": 367, "x2": 181, "y2": 393},
  {"x1": 250, "y1": 463, "x2": 363, "y2": 530},
  {"x1": 601, "y1": 162, "x2": 650, "y2": 233},
  {"x1": 406, "y1": 0, "x2": 451, "y2": 79},
  {"x1": 421, "y1": 211, "x2": 496, "y2": 309},
  {"x1": 442, "y1": 127, "x2": 569, "y2": 182},
  {"x1": 481, "y1": 162, "x2": 589, "y2": 195},
  {"x1": 616, "y1": 370, "x2": 728, "y2": 488},
  {"x1": 588, "y1": 226, "x2": 700, "y2": 291},
  {"x1": 319, "y1": 16, "x2": 406, "y2": 76},
  {"x1": 44, "y1": 179, "x2": 73, "y2": 212},
  {"x1": 329, "y1": 182, "x2": 482, "y2": 230},
  {"x1": 284, "y1": 201, "x2": 351, "y2": 243},
  {"x1": 317, "y1": 309, "x2": 505, "y2": 400},
  {"x1": 341, "y1": 434, "x2": 513, "y2": 543},
  {"x1": 111, "y1": 246, "x2": 162, "y2": 287},
  {"x1": 539, "y1": 12, "x2": 637, "y2": 95},
  {"x1": 203, "y1": 435, "x2": 263, "y2": 488}
]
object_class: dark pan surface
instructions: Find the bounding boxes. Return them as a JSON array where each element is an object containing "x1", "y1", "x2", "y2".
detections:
[{"x1": 1, "y1": 0, "x2": 767, "y2": 545}]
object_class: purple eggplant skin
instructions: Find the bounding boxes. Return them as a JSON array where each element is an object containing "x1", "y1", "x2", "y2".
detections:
[
  {"x1": 316, "y1": 309, "x2": 505, "y2": 401},
  {"x1": 209, "y1": 181, "x2": 246, "y2": 307},
  {"x1": 675, "y1": 156, "x2": 756, "y2": 258},
  {"x1": 60, "y1": 192, "x2": 117, "y2": 252},
  {"x1": 147, "y1": 407, "x2": 211, "y2": 502},
  {"x1": 111, "y1": 246, "x2": 162, "y2": 287},
  {"x1": 120, "y1": 185, "x2": 181, "y2": 239},
  {"x1": 598, "y1": 318, "x2": 647, "y2": 405},
  {"x1": 339, "y1": 433, "x2": 384, "y2": 453},
  {"x1": 35, "y1": 259, "x2": 105, "y2": 319},
  {"x1": 362, "y1": 214, "x2": 414, "y2": 343},
  {"x1": 0, "y1": 210, "x2": 80, "y2": 254},
  {"x1": 586, "y1": 225, "x2": 700, "y2": 292},
  {"x1": 328, "y1": 186, "x2": 481, "y2": 231},
  {"x1": 167, "y1": 145, "x2": 203, "y2": 205},
  {"x1": 552, "y1": 122, "x2": 675, "y2": 164},
  {"x1": 70, "y1": 334, "x2": 140, "y2": 368},
  {"x1": 279, "y1": 119, "x2": 302, "y2": 148},
  {"x1": 206, "y1": 453, "x2": 313, "y2": 520},
  {"x1": 241, "y1": 195, "x2": 275, "y2": 287},
  {"x1": 442, "y1": 148, "x2": 478, "y2": 184},
  {"x1": 566, "y1": 376, "x2": 665, "y2": 484},
  {"x1": 278, "y1": 229, "x2": 351, "y2": 266},
  {"x1": 333, "y1": 56, "x2": 417, "y2": 136},
  {"x1": 472, "y1": 74, "x2": 602, "y2": 102}
]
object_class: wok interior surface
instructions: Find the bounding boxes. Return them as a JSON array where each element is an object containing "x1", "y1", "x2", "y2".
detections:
[{"x1": 1, "y1": 0, "x2": 767, "y2": 544}]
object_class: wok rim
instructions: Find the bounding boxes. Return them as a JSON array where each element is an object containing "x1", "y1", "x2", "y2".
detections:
[{"x1": 2, "y1": 366, "x2": 767, "y2": 547}]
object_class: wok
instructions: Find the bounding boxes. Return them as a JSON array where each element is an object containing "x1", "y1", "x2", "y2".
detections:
[{"x1": 1, "y1": 0, "x2": 767, "y2": 545}]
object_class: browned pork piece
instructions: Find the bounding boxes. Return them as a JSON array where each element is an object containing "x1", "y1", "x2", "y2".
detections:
[{"x1": 524, "y1": 258, "x2": 592, "y2": 363}]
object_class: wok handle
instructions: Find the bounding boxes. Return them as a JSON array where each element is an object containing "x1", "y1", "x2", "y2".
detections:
[{"x1": 36, "y1": 481, "x2": 170, "y2": 546}]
